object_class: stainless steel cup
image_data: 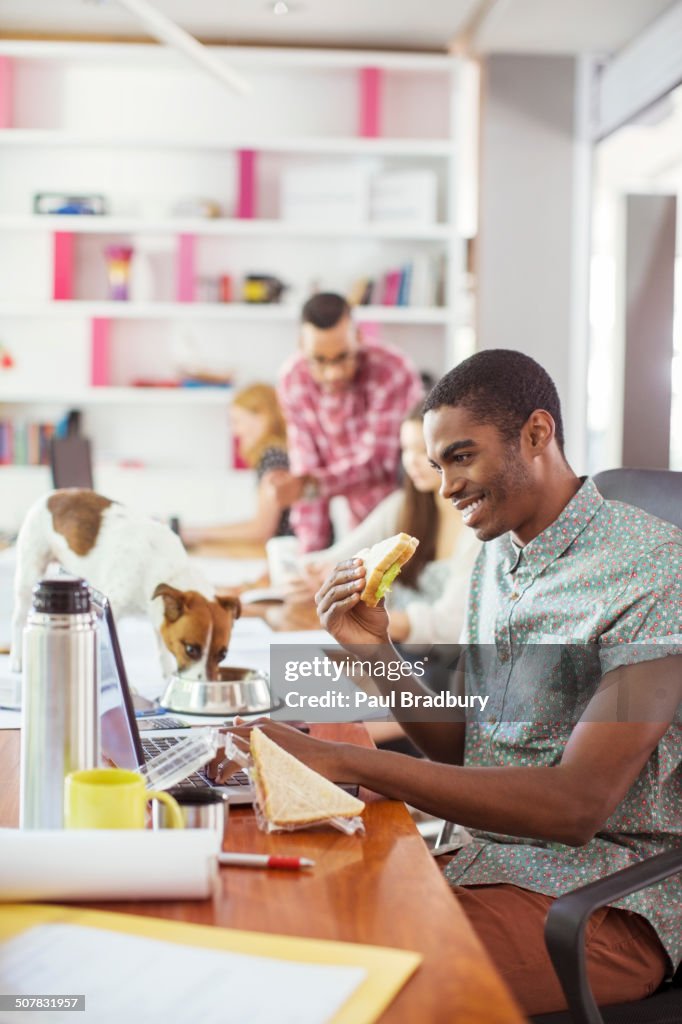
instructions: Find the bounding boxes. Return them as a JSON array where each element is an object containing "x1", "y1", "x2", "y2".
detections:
[{"x1": 153, "y1": 788, "x2": 229, "y2": 839}]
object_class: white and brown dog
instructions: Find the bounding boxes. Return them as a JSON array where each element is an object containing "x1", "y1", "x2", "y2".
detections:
[{"x1": 10, "y1": 489, "x2": 240, "y2": 681}]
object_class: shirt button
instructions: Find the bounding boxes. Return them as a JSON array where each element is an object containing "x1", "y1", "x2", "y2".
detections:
[
  {"x1": 498, "y1": 648, "x2": 510, "y2": 664},
  {"x1": 510, "y1": 591, "x2": 520, "y2": 600}
]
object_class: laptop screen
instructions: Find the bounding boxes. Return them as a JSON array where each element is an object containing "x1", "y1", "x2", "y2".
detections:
[{"x1": 90, "y1": 587, "x2": 145, "y2": 770}]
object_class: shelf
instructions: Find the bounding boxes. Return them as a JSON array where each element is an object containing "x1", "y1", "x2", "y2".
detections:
[
  {"x1": 0, "y1": 302, "x2": 454, "y2": 324},
  {"x1": 0, "y1": 388, "x2": 233, "y2": 406},
  {"x1": 0, "y1": 41, "x2": 459, "y2": 73},
  {"x1": 0, "y1": 130, "x2": 454, "y2": 157},
  {"x1": 0, "y1": 215, "x2": 455, "y2": 241}
]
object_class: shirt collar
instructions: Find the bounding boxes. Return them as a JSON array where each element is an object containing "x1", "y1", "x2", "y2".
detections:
[{"x1": 503, "y1": 476, "x2": 604, "y2": 577}]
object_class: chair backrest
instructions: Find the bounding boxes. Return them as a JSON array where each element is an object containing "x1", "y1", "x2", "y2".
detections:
[
  {"x1": 592, "y1": 468, "x2": 682, "y2": 530},
  {"x1": 50, "y1": 436, "x2": 94, "y2": 490}
]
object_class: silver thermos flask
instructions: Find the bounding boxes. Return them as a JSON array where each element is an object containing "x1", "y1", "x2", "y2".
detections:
[{"x1": 20, "y1": 577, "x2": 99, "y2": 829}]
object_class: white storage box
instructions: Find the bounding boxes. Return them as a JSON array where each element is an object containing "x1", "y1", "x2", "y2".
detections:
[
  {"x1": 280, "y1": 165, "x2": 369, "y2": 224},
  {"x1": 370, "y1": 170, "x2": 438, "y2": 224}
]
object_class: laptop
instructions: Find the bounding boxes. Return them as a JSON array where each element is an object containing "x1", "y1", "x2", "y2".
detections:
[{"x1": 93, "y1": 587, "x2": 256, "y2": 804}]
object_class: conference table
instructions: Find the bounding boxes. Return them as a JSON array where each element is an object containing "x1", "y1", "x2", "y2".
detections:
[{"x1": 0, "y1": 726, "x2": 525, "y2": 1023}]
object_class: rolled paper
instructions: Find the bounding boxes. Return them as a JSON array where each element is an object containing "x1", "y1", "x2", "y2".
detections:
[{"x1": 0, "y1": 828, "x2": 219, "y2": 901}]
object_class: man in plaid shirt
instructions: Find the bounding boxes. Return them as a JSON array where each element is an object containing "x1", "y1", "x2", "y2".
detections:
[{"x1": 271, "y1": 293, "x2": 423, "y2": 552}]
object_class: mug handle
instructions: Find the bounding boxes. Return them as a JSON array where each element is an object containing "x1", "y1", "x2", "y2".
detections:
[{"x1": 148, "y1": 789, "x2": 184, "y2": 829}]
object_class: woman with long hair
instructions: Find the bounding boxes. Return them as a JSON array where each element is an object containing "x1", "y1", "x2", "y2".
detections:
[{"x1": 182, "y1": 383, "x2": 292, "y2": 546}]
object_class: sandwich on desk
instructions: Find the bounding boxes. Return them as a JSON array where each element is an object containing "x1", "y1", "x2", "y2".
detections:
[{"x1": 250, "y1": 727, "x2": 364, "y2": 830}]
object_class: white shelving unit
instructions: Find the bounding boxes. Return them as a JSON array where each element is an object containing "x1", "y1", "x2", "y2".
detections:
[
  {"x1": 0, "y1": 215, "x2": 456, "y2": 240},
  {"x1": 0, "y1": 40, "x2": 477, "y2": 529},
  {"x1": 0, "y1": 387, "x2": 233, "y2": 406},
  {"x1": 0, "y1": 301, "x2": 457, "y2": 324},
  {"x1": 0, "y1": 130, "x2": 454, "y2": 156}
]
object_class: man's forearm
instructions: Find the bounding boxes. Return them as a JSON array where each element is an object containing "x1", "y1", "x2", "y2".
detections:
[
  {"x1": 334, "y1": 745, "x2": 597, "y2": 847},
  {"x1": 346, "y1": 645, "x2": 466, "y2": 764}
]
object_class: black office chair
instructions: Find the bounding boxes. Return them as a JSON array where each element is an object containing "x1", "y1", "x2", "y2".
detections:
[
  {"x1": 533, "y1": 467, "x2": 682, "y2": 1024},
  {"x1": 532, "y1": 849, "x2": 682, "y2": 1024},
  {"x1": 50, "y1": 435, "x2": 94, "y2": 490},
  {"x1": 592, "y1": 467, "x2": 682, "y2": 530}
]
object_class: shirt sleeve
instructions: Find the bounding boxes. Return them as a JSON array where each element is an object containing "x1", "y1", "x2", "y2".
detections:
[
  {"x1": 403, "y1": 532, "x2": 482, "y2": 646},
  {"x1": 598, "y1": 541, "x2": 682, "y2": 676},
  {"x1": 277, "y1": 369, "x2": 325, "y2": 477},
  {"x1": 256, "y1": 446, "x2": 289, "y2": 480},
  {"x1": 313, "y1": 360, "x2": 423, "y2": 500},
  {"x1": 301, "y1": 490, "x2": 404, "y2": 564},
  {"x1": 289, "y1": 499, "x2": 333, "y2": 553}
]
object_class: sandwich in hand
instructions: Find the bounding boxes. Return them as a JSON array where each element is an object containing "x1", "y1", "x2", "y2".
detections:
[
  {"x1": 356, "y1": 533, "x2": 419, "y2": 607},
  {"x1": 250, "y1": 727, "x2": 365, "y2": 827}
]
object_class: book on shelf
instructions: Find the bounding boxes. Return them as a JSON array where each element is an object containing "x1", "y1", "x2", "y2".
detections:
[
  {"x1": 396, "y1": 263, "x2": 412, "y2": 307},
  {"x1": 0, "y1": 421, "x2": 55, "y2": 467},
  {"x1": 380, "y1": 269, "x2": 402, "y2": 306},
  {"x1": 365, "y1": 256, "x2": 440, "y2": 308}
]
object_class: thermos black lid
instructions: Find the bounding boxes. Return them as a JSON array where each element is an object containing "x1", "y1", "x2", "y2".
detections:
[{"x1": 32, "y1": 578, "x2": 91, "y2": 615}]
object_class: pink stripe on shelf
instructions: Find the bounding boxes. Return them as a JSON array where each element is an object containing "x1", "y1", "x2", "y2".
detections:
[
  {"x1": 0, "y1": 57, "x2": 12, "y2": 128},
  {"x1": 53, "y1": 232, "x2": 74, "y2": 300},
  {"x1": 359, "y1": 67, "x2": 382, "y2": 138},
  {"x1": 90, "y1": 318, "x2": 111, "y2": 386},
  {"x1": 176, "y1": 233, "x2": 196, "y2": 302},
  {"x1": 237, "y1": 149, "x2": 256, "y2": 219}
]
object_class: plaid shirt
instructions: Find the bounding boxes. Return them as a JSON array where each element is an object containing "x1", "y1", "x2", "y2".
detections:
[{"x1": 278, "y1": 340, "x2": 423, "y2": 551}]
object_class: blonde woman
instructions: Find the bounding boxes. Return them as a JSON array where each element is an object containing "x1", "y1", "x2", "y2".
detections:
[{"x1": 182, "y1": 384, "x2": 292, "y2": 546}]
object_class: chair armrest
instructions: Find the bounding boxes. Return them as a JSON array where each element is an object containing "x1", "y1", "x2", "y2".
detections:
[{"x1": 544, "y1": 848, "x2": 682, "y2": 1024}]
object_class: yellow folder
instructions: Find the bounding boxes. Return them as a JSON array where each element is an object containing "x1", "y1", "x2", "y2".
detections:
[{"x1": 0, "y1": 904, "x2": 421, "y2": 1024}]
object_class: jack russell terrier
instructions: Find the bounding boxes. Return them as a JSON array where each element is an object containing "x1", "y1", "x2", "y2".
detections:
[{"x1": 11, "y1": 489, "x2": 241, "y2": 681}]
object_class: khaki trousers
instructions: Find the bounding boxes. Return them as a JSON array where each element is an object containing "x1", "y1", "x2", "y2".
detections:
[{"x1": 451, "y1": 883, "x2": 668, "y2": 1017}]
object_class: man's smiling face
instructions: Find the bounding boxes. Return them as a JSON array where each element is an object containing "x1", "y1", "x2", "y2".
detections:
[{"x1": 424, "y1": 405, "x2": 538, "y2": 543}]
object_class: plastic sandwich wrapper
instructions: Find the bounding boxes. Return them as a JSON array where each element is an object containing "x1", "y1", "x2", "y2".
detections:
[
  {"x1": 221, "y1": 729, "x2": 366, "y2": 837},
  {"x1": 0, "y1": 829, "x2": 220, "y2": 902},
  {"x1": 137, "y1": 727, "x2": 223, "y2": 791}
]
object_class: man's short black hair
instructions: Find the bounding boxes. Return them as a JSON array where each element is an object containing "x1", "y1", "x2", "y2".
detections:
[
  {"x1": 423, "y1": 349, "x2": 565, "y2": 452},
  {"x1": 301, "y1": 292, "x2": 351, "y2": 330}
]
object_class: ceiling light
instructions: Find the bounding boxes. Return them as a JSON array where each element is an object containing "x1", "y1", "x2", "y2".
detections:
[{"x1": 272, "y1": 1, "x2": 290, "y2": 14}]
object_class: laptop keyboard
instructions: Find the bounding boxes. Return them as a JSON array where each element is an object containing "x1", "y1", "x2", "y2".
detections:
[
  {"x1": 141, "y1": 736, "x2": 251, "y2": 790},
  {"x1": 137, "y1": 716, "x2": 189, "y2": 731}
]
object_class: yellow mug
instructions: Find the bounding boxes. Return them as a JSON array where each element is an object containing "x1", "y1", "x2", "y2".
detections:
[{"x1": 64, "y1": 768, "x2": 184, "y2": 830}]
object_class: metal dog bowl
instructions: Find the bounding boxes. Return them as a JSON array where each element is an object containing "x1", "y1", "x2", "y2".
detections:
[{"x1": 160, "y1": 666, "x2": 272, "y2": 716}]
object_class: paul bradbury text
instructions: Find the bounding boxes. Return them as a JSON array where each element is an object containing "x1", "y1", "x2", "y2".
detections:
[{"x1": 283, "y1": 691, "x2": 490, "y2": 711}]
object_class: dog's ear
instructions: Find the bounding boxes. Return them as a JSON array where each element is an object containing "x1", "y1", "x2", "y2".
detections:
[
  {"x1": 152, "y1": 583, "x2": 186, "y2": 623},
  {"x1": 216, "y1": 594, "x2": 241, "y2": 620}
]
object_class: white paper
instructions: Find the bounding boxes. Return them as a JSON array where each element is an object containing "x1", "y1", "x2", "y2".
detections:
[
  {"x1": 0, "y1": 923, "x2": 366, "y2": 1024},
  {"x1": 0, "y1": 829, "x2": 219, "y2": 901}
]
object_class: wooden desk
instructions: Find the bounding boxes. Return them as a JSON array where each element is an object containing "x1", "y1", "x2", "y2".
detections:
[{"x1": 0, "y1": 728, "x2": 524, "y2": 1024}]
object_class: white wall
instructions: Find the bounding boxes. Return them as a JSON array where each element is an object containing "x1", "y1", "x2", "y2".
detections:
[{"x1": 477, "y1": 54, "x2": 592, "y2": 471}]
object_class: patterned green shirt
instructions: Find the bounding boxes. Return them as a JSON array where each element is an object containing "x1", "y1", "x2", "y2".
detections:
[{"x1": 444, "y1": 477, "x2": 682, "y2": 969}]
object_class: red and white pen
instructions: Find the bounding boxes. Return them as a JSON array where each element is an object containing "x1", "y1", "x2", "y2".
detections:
[{"x1": 218, "y1": 853, "x2": 315, "y2": 870}]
